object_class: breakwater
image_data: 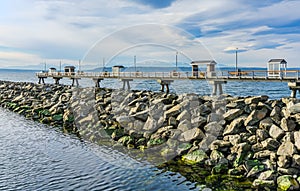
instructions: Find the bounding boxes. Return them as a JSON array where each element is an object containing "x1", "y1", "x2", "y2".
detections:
[{"x1": 1, "y1": 80, "x2": 300, "y2": 190}]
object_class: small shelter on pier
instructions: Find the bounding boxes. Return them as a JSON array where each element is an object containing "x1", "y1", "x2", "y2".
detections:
[
  {"x1": 190, "y1": 60, "x2": 217, "y2": 78},
  {"x1": 64, "y1": 66, "x2": 76, "y2": 75},
  {"x1": 112, "y1": 65, "x2": 124, "y2": 76},
  {"x1": 48, "y1": 67, "x2": 57, "y2": 73},
  {"x1": 267, "y1": 59, "x2": 287, "y2": 77}
]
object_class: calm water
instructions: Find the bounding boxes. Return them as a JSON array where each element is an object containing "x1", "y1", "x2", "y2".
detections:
[{"x1": 0, "y1": 108, "x2": 197, "y2": 191}]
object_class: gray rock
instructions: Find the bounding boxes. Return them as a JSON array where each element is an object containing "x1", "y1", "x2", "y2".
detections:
[
  {"x1": 245, "y1": 95, "x2": 268, "y2": 105},
  {"x1": 223, "y1": 116, "x2": 245, "y2": 136},
  {"x1": 270, "y1": 105, "x2": 282, "y2": 124},
  {"x1": 294, "y1": 131, "x2": 300, "y2": 150},
  {"x1": 280, "y1": 118, "x2": 296, "y2": 132},
  {"x1": 209, "y1": 140, "x2": 231, "y2": 150},
  {"x1": 244, "y1": 107, "x2": 269, "y2": 126},
  {"x1": 207, "y1": 113, "x2": 223, "y2": 123},
  {"x1": 254, "y1": 150, "x2": 274, "y2": 159},
  {"x1": 281, "y1": 107, "x2": 291, "y2": 119},
  {"x1": 259, "y1": 117, "x2": 274, "y2": 130},
  {"x1": 282, "y1": 132, "x2": 294, "y2": 143},
  {"x1": 176, "y1": 110, "x2": 191, "y2": 122},
  {"x1": 224, "y1": 134, "x2": 241, "y2": 146},
  {"x1": 277, "y1": 155, "x2": 291, "y2": 168},
  {"x1": 230, "y1": 142, "x2": 250, "y2": 155},
  {"x1": 131, "y1": 109, "x2": 149, "y2": 122},
  {"x1": 168, "y1": 116, "x2": 177, "y2": 127},
  {"x1": 204, "y1": 122, "x2": 224, "y2": 137},
  {"x1": 191, "y1": 115, "x2": 206, "y2": 128},
  {"x1": 252, "y1": 179, "x2": 275, "y2": 188},
  {"x1": 149, "y1": 102, "x2": 164, "y2": 120},
  {"x1": 257, "y1": 170, "x2": 276, "y2": 180},
  {"x1": 223, "y1": 109, "x2": 243, "y2": 122},
  {"x1": 143, "y1": 116, "x2": 159, "y2": 133},
  {"x1": 277, "y1": 141, "x2": 296, "y2": 157},
  {"x1": 292, "y1": 154, "x2": 300, "y2": 166},
  {"x1": 177, "y1": 119, "x2": 192, "y2": 132},
  {"x1": 256, "y1": 129, "x2": 270, "y2": 142},
  {"x1": 246, "y1": 126, "x2": 257, "y2": 134},
  {"x1": 116, "y1": 116, "x2": 134, "y2": 127},
  {"x1": 247, "y1": 135, "x2": 257, "y2": 145},
  {"x1": 269, "y1": 124, "x2": 285, "y2": 140},
  {"x1": 178, "y1": 128, "x2": 205, "y2": 142},
  {"x1": 165, "y1": 104, "x2": 182, "y2": 118},
  {"x1": 288, "y1": 103, "x2": 300, "y2": 114},
  {"x1": 198, "y1": 134, "x2": 217, "y2": 151},
  {"x1": 261, "y1": 138, "x2": 280, "y2": 150}
]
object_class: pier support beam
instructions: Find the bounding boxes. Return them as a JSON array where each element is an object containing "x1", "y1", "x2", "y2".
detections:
[
  {"x1": 53, "y1": 77, "x2": 62, "y2": 85},
  {"x1": 71, "y1": 77, "x2": 80, "y2": 87},
  {"x1": 209, "y1": 81, "x2": 226, "y2": 96},
  {"x1": 288, "y1": 81, "x2": 300, "y2": 98},
  {"x1": 38, "y1": 77, "x2": 46, "y2": 84},
  {"x1": 157, "y1": 79, "x2": 174, "y2": 94},
  {"x1": 93, "y1": 78, "x2": 104, "y2": 88},
  {"x1": 121, "y1": 79, "x2": 133, "y2": 90}
]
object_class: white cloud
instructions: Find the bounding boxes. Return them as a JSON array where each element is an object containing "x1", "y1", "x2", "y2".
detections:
[{"x1": 0, "y1": 0, "x2": 299, "y2": 69}]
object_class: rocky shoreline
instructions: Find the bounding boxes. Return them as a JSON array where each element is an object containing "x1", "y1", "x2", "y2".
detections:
[{"x1": 1, "y1": 80, "x2": 300, "y2": 190}]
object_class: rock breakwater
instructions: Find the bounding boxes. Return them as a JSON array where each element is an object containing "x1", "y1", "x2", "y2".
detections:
[{"x1": 1, "y1": 80, "x2": 300, "y2": 190}]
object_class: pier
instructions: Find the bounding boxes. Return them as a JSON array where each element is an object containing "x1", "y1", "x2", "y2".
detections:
[{"x1": 36, "y1": 69, "x2": 300, "y2": 97}]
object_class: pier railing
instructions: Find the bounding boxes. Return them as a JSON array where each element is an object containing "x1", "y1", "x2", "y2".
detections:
[{"x1": 36, "y1": 70, "x2": 300, "y2": 81}]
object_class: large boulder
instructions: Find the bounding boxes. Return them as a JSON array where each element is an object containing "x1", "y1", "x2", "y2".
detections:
[
  {"x1": 277, "y1": 141, "x2": 297, "y2": 157},
  {"x1": 204, "y1": 122, "x2": 224, "y2": 137},
  {"x1": 245, "y1": 95, "x2": 268, "y2": 105},
  {"x1": 223, "y1": 116, "x2": 246, "y2": 136},
  {"x1": 181, "y1": 149, "x2": 208, "y2": 165},
  {"x1": 269, "y1": 124, "x2": 285, "y2": 140},
  {"x1": 280, "y1": 118, "x2": 296, "y2": 132},
  {"x1": 288, "y1": 103, "x2": 300, "y2": 114},
  {"x1": 178, "y1": 128, "x2": 205, "y2": 142},
  {"x1": 244, "y1": 107, "x2": 269, "y2": 126},
  {"x1": 223, "y1": 109, "x2": 243, "y2": 122}
]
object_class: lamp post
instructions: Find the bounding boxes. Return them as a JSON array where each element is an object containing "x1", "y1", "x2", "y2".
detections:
[
  {"x1": 59, "y1": 60, "x2": 62, "y2": 73},
  {"x1": 78, "y1": 59, "x2": 81, "y2": 72},
  {"x1": 134, "y1": 55, "x2": 137, "y2": 72},
  {"x1": 175, "y1": 51, "x2": 178, "y2": 71},
  {"x1": 235, "y1": 48, "x2": 238, "y2": 75}
]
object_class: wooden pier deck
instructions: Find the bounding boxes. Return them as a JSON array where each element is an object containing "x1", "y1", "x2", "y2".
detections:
[{"x1": 36, "y1": 70, "x2": 300, "y2": 97}]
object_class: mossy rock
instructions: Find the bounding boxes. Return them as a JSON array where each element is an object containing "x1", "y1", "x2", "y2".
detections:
[
  {"x1": 181, "y1": 150, "x2": 208, "y2": 165},
  {"x1": 147, "y1": 138, "x2": 166, "y2": 147},
  {"x1": 39, "y1": 109, "x2": 51, "y2": 117},
  {"x1": 118, "y1": 136, "x2": 134, "y2": 146},
  {"x1": 52, "y1": 114, "x2": 63, "y2": 121},
  {"x1": 212, "y1": 163, "x2": 228, "y2": 175},
  {"x1": 277, "y1": 175, "x2": 299, "y2": 191}
]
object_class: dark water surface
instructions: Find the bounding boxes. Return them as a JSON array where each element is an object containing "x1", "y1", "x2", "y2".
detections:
[{"x1": 0, "y1": 108, "x2": 198, "y2": 191}]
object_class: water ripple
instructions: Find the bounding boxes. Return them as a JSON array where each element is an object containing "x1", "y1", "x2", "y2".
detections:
[{"x1": 0, "y1": 108, "x2": 196, "y2": 191}]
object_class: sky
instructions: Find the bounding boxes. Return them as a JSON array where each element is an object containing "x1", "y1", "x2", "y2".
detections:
[{"x1": 0, "y1": 0, "x2": 300, "y2": 69}]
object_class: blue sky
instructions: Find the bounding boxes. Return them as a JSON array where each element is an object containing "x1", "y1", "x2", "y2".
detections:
[{"x1": 0, "y1": 0, "x2": 300, "y2": 69}]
